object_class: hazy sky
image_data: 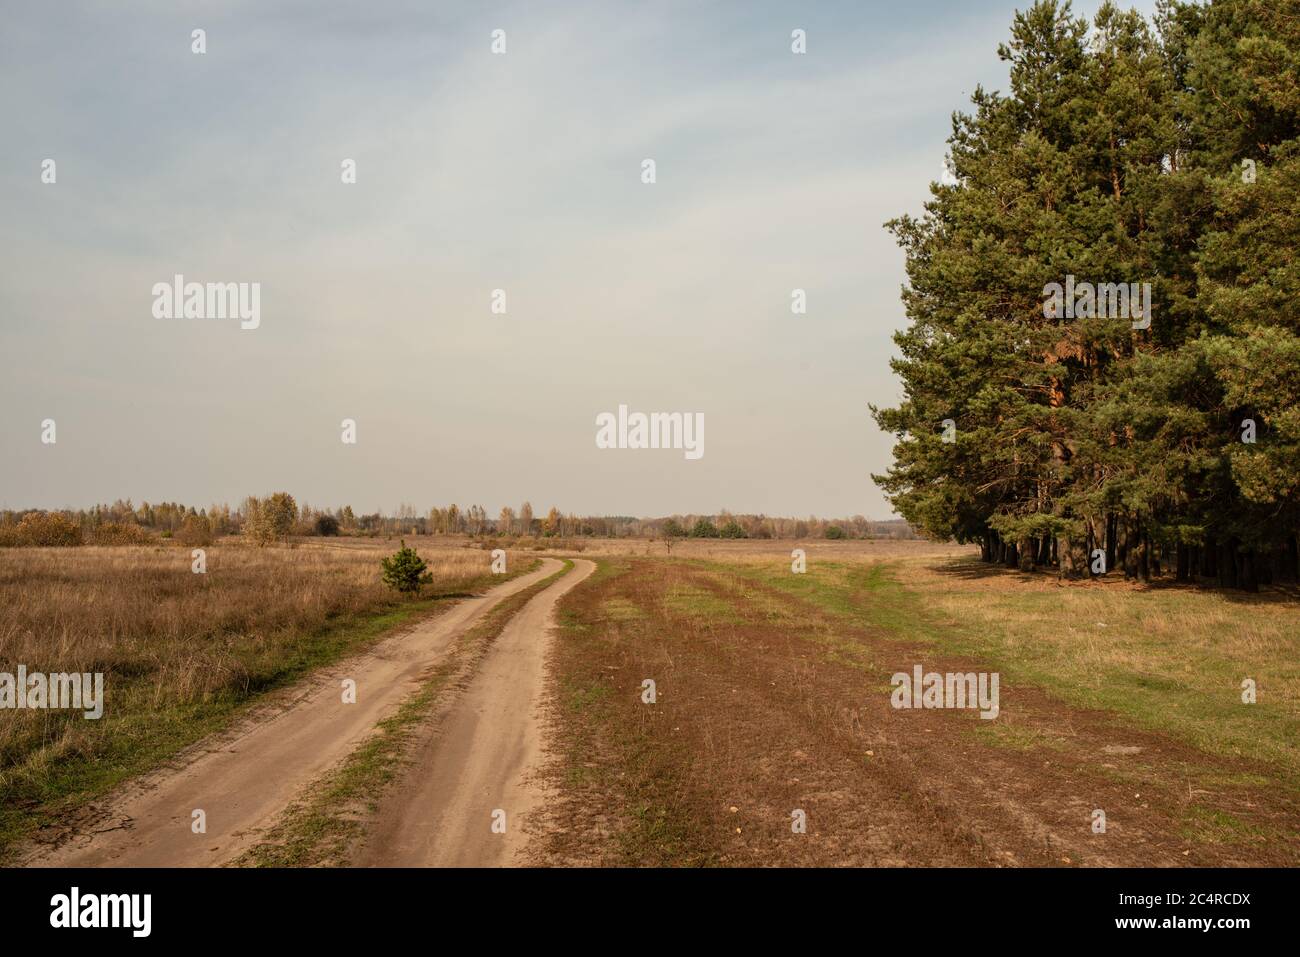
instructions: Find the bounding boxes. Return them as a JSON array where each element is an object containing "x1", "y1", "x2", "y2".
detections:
[{"x1": 1, "y1": 0, "x2": 1157, "y2": 519}]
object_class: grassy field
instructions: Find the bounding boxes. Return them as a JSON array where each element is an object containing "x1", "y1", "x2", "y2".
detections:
[
  {"x1": 5, "y1": 535, "x2": 1296, "y2": 868},
  {"x1": 0, "y1": 537, "x2": 526, "y2": 859},
  {"x1": 743, "y1": 553, "x2": 1300, "y2": 781},
  {"x1": 540, "y1": 540, "x2": 1300, "y2": 866}
]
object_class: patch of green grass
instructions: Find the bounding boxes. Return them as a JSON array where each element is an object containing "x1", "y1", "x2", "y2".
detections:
[
  {"x1": 722, "y1": 560, "x2": 933, "y2": 643},
  {"x1": 622, "y1": 799, "x2": 711, "y2": 865},
  {"x1": 697, "y1": 563, "x2": 889, "y2": 667},
  {"x1": 565, "y1": 678, "x2": 614, "y2": 714},
  {"x1": 579, "y1": 558, "x2": 632, "y2": 589},
  {"x1": 601, "y1": 597, "x2": 647, "y2": 622},
  {"x1": 564, "y1": 764, "x2": 596, "y2": 788},
  {"x1": 969, "y1": 720, "x2": 1065, "y2": 753},
  {"x1": 557, "y1": 560, "x2": 631, "y2": 634},
  {"x1": 556, "y1": 607, "x2": 591, "y2": 633},
  {"x1": 1195, "y1": 770, "x2": 1276, "y2": 790},
  {"x1": 1179, "y1": 806, "x2": 1270, "y2": 846},
  {"x1": 662, "y1": 584, "x2": 743, "y2": 623},
  {"x1": 610, "y1": 732, "x2": 720, "y2": 867}
]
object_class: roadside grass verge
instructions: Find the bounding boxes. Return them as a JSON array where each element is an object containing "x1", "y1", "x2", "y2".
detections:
[{"x1": 234, "y1": 561, "x2": 572, "y2": 867}]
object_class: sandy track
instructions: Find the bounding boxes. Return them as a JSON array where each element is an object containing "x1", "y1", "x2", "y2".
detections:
[
  {"x1": 356, "y1": 558, "x2": 596, "y2": 867},
  {"x1": 26, "y1": 559, "x2": 563, "y2": 868}
]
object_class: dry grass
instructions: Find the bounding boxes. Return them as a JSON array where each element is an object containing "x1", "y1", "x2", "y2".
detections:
[
  {"x1": 0, "y1": 537, "x2": 518, "y2": 855},
  {"x1": 0, "y1": 540, "x2": 501, "y2": 695},
  {"x1": 881, "y1": 554, "x2": 1300, "y2": 773}
]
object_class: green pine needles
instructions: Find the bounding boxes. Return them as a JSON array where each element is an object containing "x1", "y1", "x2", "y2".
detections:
[
  {"x1": 381, "y1": 540, "x2": 434, "y2": 594},
  {"x1": 872, "y1": 0, "x2": 1300, "y2": 591}
]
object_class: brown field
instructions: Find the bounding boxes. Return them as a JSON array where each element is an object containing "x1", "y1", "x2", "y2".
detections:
[{"x1": 537, "y1": 542, "x2": 1300, "y2": 866}]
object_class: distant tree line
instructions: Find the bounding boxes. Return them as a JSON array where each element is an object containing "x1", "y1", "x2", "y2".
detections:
[{"x1": 0, "y1": 498, "x2": 917, "y2": 547}]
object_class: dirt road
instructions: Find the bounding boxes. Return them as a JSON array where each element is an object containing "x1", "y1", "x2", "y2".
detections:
[
  {"x1": 356, "y1": 558, "x2": 596, "y2": 867},
  {"x1": 27, "y1": 559, "x2": 563, "y2": 868}
]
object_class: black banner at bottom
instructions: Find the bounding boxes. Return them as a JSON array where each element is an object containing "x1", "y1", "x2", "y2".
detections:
[{"x1": 0, "y1": 866, "x2": 1284, "y2": 943}]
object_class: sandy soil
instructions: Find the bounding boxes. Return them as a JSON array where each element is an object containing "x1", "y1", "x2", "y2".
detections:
[
  {"x1": 356, "y1": 559, "x2": 597, "y2": 867},
  {"x1": 23, "y1": 559, "x2": 562, "y2": 867}
]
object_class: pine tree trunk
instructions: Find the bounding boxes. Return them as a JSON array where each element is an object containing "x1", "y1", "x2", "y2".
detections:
[
  {"x1": 1219, "y1": 540, "x2": 1239, "y2": 589},
  {"x1": 1086, "y1": 515, "x2": 1104, "y2": 571},
  {"x1": 1059, "y1": 535, "x2": 1087, "y2": 580},
  {"x1": 1105, "y1": 513, "x2": 1118, "y2": 575},
  {"x1": 1239, "y1": 549, "x2": 1259, "y2": 592},
  {"x1": 1122, "y1": 520, "x2": 1137, "y2": 579}
]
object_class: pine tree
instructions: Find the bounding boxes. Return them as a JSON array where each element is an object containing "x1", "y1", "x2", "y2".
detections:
[
  {"x1": 381, "y1": 540, "x2": 433, "y2": 594},
  {"x1": 872, "y1": 0, "x2": 1300, "y2": 588}
]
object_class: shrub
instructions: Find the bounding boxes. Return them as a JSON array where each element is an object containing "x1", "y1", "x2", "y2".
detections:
[
  {"x1": 825, "y1": 525, "x2": 846, "y2": 540},
  {"x1": 243, "y1": 499, "x2": 272, "y2": 545},
  {"x1": 175, "y1": 515, "x2": 214, "y2": 547},
  {"x1": 380, "y1": 540, "x2": 433, "y2": 594},
  {"x1": 88, "y1": 522, "x2": 154, "y2": 546},
  {"x1": 315, "y1": 514, "x2": 341, "y2": 536},
  {"x1": 12, "y1": 512, "x2": 82, "y2": 547},
  {"x1": 719, "y1": 520, "x2": 747, "y2": 539},
  {"x1": 244, "y1": 492, "x2": 298, "y2": 546},
  {"x1": 689, "y1": 518, "x2": 719, "y2": 538}
]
